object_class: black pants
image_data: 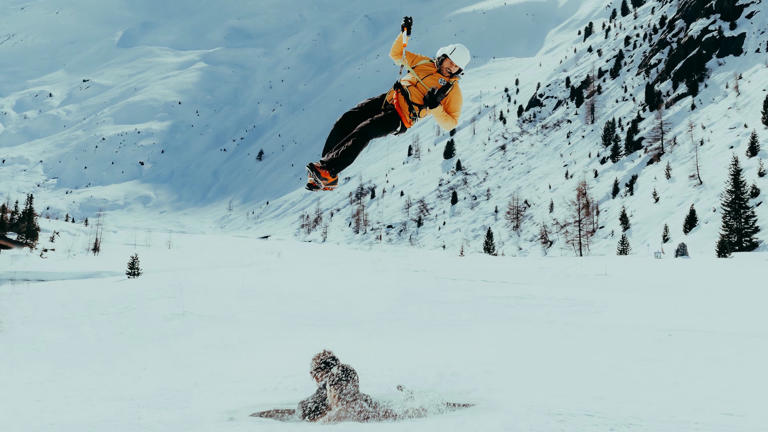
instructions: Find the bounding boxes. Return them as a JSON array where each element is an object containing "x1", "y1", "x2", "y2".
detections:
[{"x1": 320, "y1": 92, "x2": 403, "y2": 176}]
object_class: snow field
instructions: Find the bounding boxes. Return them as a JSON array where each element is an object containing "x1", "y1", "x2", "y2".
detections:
[{"x1": 2, "y1": 233, "x2": 767, "y2": 431}]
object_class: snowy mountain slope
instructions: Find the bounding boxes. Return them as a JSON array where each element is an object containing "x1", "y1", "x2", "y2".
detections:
[
  {"x1": 1, "y1": 0, "x2": 766, "y2": 258},
  {"x1": 233, "y1": 0, "x2": 768, "y2": 257}
]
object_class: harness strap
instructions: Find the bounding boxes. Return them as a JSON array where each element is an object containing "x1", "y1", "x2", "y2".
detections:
[{"x1": 394, "y1": 46, "x2": 457, "y2": 129}]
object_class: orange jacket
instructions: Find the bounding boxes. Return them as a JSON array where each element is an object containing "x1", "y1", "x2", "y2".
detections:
[{"x1": 386, "y1": 34, "x2": 463, "y2": 131}]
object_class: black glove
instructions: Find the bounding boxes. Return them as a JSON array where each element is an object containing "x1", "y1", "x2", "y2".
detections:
[
  {"x1": 423, "y1": 84, "x2": 452, "y2": 109},
  {"x1": 401, "y1": 16, "x2": 413, "y2": 35}
]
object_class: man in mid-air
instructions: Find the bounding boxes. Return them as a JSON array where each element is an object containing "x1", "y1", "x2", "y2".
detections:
[{"x1": 306, "y1": 16, "x2": 470, "y2": 191}]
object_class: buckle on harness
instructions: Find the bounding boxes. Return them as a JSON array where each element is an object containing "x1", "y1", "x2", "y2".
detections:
[{"x1": 392, "y1": 81, "x2": 419, "y2": 130}]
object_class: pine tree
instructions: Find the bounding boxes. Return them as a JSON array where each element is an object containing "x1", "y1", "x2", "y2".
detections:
[
  {"x1": 625, "y1": 174, "x2": 638, "y2": 196},
  {"x1": 443, "y1": 139, "x2": 456, "y2": 159},
  {"x1": 9, "y1": 201, "x2": 20, "y2": 233},
  {"x1": 126, "y1": 254, "x2": 142, "y2": 278},
  {"x1": 762, "y1": 94, "x2": 768, "y2": 128},
  {"x1": 619, "y1": 206, "x2": 631, "y2": 232},
  {"x1": 652, "y1": 188, "x2": 660, "y2": 203},
  {"x1": 455, "y1": 159, "x2": 463, "y2": 171},
  {"x1": 617, "y1": 233, "x2": 631, "y2": 255},
  {"x1": 609, "y1": 139, "x2": 622, "y2": 162},
  {"x1": 715, "y1": 236, "x2": 731, "y2": 258},
  {"x1": 256, "y1": 149, "x2": 264, "y2": 161},
  {"x1": 451, "y1": 190, "x2": 459, "y2": 206},
  {"x1": 601, "y1": 119, "x2": 617, "y2": 148},
  {"x1": 716, "y1": 155, "x2": 761, "y2": 256},
  {"x1": 665, "y1": 161, "x2": 672, "y2": 180},
  {"x1": 662, "y1": 224, "x2": 670, "y2": 244},
  {"x1": 746, "y1": 130, "x2": 760, "y2": 158},
  {"x1": 683, "y1": 204, "x2": 698, "y2": 234},
  {"x1": 612, "y1": 178, "x2": 620, "y2": 199},
  {"x1": 620, "y1": 0, "x2": 630, "y2": 17},
  {"x1": 624, "y1": 113, "x2": 644, "y2": 155},
  {"x1": 407, "y1": 144, "x2": 413, "y2": 157},
  {"x1": 19, "y1": 194, "x2": 39, "y2": 247},
  {"x1": 0, "y1": 202, "x2": 8, "y2": 236},
  {"x1": 758, "y1": 159, "x2": 766, "y2": 178},
  {"x1": 610, "y1": 49, "x2": 625, "y2": 79},
  {"x1": 483, "y1": 227, "x2": 497, "y2": 256}
]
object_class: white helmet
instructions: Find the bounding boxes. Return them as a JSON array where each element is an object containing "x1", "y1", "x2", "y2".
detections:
[{"x1": 436, "y1": 43, "x2": 471, "y2": 70}]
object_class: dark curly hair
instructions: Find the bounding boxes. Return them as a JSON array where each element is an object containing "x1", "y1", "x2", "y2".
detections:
[{"x1": 310, "y1": 350, "x2": 340, "y2": 376}]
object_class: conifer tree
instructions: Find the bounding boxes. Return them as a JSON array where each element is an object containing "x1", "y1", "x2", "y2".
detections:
[
  {"x1": 0, "y1": 202, "x2": 8, "y2": 236},
  {"x1": 617, "y1": 233, "x2": 631, "y2": 255},
  {"x1": 483, "y1": 227, "x2": 497, "y2": 256},
  {"x1": 716, "y1": 155, "x2": 761, "y2": 256},
  {"x1": 18, "y1": 194, "x2": 39, "y2": 247},
  {"x1": 612, "y1": 178, "x2": 620, "y2": 199},
  {"x1": 601, "y1": 119, "x2": 617, "y2": 148},
  {"x1": 624, "y1": 113, "x2": 644, "y2": 155},
  {"x1": 8, "y1": 201, "x2": 20, "y2": 234},
  {"x1": 609, "y1": 139, "x2": 622, "y2": 163},
  {"x1": 746, "y1": 130, "x2": 760, "y2": 158},
  {"x1": 758, "y1": 159, "x2": 766, "y2": 178},
  {"x1": 620, "y1": 0, "x2": 630, "y2": 17},
  {"x1": 443, "y1": 139, "x2": 456, "y2": 159},
  {"x1": 610, "y1": 49, "x2": 625, "y2": 79},
  {"x1": 762, "y1": 94, "x2": 768, "y2": 128},
  {"x1": 455, "y1": 159, "x2": 463, "y2": 171},
  {"x1": 683, "y1": 204, "x2": 698, "y2": 234},
  {"x1": 126, "y1": 254, "x2": 142, "y2": 278},
  {"x1": 619, "y1": 206, "x2": 630, "y2": 232},
  {"x1": 715, "y1": 237, "x2": 731, "y2": 258},
  {"x1": 625, "y1": 174, "x2": 638, "y2": 196},
  {"x1": 451, "y1": 190, "x2": 459, "y2": 206},
  {"x1": 665, "y1": 161, "x2": 672, "y2": 180},
  {"x1": 662, "y1": 224, "x2": 670, "y2": 244},
  {"x1": 256, "y1": 149, "x2": 264, "y2": 161}
]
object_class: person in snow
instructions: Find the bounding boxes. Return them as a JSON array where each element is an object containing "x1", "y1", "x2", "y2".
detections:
[
  {"x1": 306, "y1": 16, "x2": 470, "y2": 191},
  {"x1": 319, "y1": 363, "x2": 399, "y2": 423},
  {"x1": 296, "y1": 350, "x2": 340, "y2": 421}
]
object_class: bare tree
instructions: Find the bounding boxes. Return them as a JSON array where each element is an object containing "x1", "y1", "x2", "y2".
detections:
[
  {"x1": 90, "y1": 210, "x2": 104, "y2": 255},
  {"x1": 560, "y1": 180, "x2": 598, "y2": 256},
  {"x1": 505, "y1": 194, "x2": 527, "y2": 233},
  {"x1": 414, "y1": 198, "x2": 431, "y2": 226},
  {"x1": 539, "y1": 223, "x2": 554, "y2": 251},
  {"x1": 583, "y1": 68, "x2": 597, "y2": 125},
  {"x1": 403, "y1": 196, "x2": 413, "y2": 219},
  {"x1": 687, "y1": 120, "x2": 703, "y2": 185},
  {"x1": 412, "y1": 134, "x2": 422, "y2": 159},
  {"x1": 352, "y1": 202, "x2": 369, "y2": 235},
  {"x1": 647, "y1": 101, "x2": 670, "y2": 153}
]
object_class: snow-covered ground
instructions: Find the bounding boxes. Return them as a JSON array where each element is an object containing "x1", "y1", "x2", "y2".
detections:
[{"x1": 2, "y1": 230, "x2": 767, "y2": 431}]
